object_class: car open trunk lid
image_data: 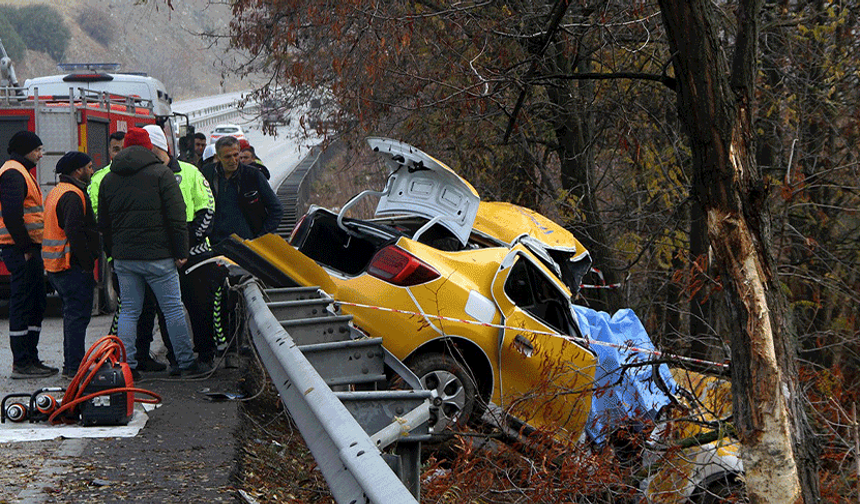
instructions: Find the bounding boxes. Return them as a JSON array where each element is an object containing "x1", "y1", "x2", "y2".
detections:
[{"x1": 367, "y1": 137, "x2": 480, "y2": 246}]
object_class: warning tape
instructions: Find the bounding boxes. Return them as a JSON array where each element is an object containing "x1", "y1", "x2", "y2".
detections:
[
  {"x1": 580, "y1": 283, "x2": 622, "y2": 290},
  {"x1": 332, "y1": 300, "x2": 729, "y2": 369}
]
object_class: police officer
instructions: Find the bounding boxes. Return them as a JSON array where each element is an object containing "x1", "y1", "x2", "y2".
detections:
[
  {"x1": 43, "y1": 152, "x2": 98, "y2": 378},
  {"x1": 0, "y1": 131, "x2": 58, "y2": 378}
]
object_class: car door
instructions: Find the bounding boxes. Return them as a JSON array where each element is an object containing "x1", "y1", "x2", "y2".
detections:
[{"x1": 490, "y1": 248, "x2": 597, "y2": 437}]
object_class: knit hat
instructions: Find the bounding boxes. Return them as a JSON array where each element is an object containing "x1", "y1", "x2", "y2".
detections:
[
  {"x1": 143, "y1": 125, "x2": 169, "y2": 152},
  {"x1": 7, "y1": 130, "x2": 43, "y2": 156},
  {"x1": 55, "y1": 151, "x2": 92, "y2": 175},
  {"x1": 123, "y1": 127, "x2": 152, "y2": 150},
  {"x1": 238, "y1": 138, "x2": 251, "y2": 151}
]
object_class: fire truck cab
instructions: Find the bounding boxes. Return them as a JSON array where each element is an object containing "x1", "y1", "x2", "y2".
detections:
[{"x1": 0, "y1": 61, "x2": 178, "y2": 312}]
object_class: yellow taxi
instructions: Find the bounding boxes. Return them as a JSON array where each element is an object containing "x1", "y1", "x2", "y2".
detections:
[{"x1": 221, "y1": 137, "x2": 744, "y2": 503}]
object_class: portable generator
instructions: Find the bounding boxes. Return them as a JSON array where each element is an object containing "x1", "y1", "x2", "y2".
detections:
[
  {"x1": 78, "y1": 361, "x2": 134, "y2": 426},
  {"x1": 2, "y1": 336, "x2": 161, "y2": 427}
]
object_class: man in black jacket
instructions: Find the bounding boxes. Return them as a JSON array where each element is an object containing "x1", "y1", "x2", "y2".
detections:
[
  {"x1": 201, "y1": 136, "x2": 283, "y2": 244},
  {"x1": 0, "y1": 131, "x2": 58, "y2": 378},
  {"x1": 98, "y1": 127, "x2": 208, "y2": 377},
  {"x1": 42, "y1": 152, "x2": 99, "y2": 378}
]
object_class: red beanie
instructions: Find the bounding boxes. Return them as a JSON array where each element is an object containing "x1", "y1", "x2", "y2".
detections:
[
  {"x1": 238, "y1": 138, "x2": 251, "y2": 150},
  {"x1": 123, "y1": 127, "x2": 152, "y2": 150}
]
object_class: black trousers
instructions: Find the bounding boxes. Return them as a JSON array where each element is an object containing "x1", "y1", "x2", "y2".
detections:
[{"x1": 1, "y1": 246, "x2": 46, "y2": 368}]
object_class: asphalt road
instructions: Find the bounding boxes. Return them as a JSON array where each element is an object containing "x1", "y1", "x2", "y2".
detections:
[{"x1": 199, "y1": 116, "x2": 319, "y2": 190}]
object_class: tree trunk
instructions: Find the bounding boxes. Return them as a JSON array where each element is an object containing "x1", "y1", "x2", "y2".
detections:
[
  {"x1": 545, "y1": 37, "x2": 623, "y2": 313},
  {"x1": 657, "y1": 0, "x2": 819, "y2": 502}
]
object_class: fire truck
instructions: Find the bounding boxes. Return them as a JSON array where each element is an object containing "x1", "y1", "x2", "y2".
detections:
[{"x1": 0, "y1": 47, "x2": 182, "y2": 312}]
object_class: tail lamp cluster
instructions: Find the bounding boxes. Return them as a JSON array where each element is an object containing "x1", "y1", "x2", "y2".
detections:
[{"x1": 367, "y1": 245, "x2": 440, "y2": 286}]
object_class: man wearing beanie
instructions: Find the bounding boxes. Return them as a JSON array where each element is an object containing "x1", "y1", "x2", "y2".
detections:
[
  {"x1": 0, "y1": 130, "x2": 58, "y2": 378},
  {"x1": 43, "y1": 152, "x2": 98, "y2": 378},
  {"x1": 98, "y1": 127, "x2": 206, "y2": 378},
  {"x1": 137, "y1": 124, "x2": 216, "y2": 372}
]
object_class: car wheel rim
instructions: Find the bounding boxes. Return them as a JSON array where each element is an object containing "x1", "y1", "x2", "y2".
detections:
[{"x1": 420, "y1": 369, "x2": 466, "y2": 431}]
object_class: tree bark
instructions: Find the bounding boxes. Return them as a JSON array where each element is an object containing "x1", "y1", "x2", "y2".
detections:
[{"x1": 657, "y1": 0, "x2": 819, "y2": 502}]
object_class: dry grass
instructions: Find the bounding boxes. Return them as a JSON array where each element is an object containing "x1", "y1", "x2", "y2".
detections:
[{"x1": 235, "y1": 360, "x2": 334, "y2": 503}]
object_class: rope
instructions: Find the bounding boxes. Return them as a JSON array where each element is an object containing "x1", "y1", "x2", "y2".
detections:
[{"x1": 331, "y1": 300, "x2": 729, "y2": 370}]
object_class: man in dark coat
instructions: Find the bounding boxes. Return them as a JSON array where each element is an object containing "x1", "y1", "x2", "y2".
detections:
[
  {"x1": 42, "y1": 152, "x2": 99, "y2": 378},
  {"x1": 98, "y1": 127, "x2": 208, "y2": 377},
  {"x1": 0, "y1": 131, "x2": 58, "y2": 378},
  {"x1": 201, "y1": 135, "x2": 283, "y2": 244}
]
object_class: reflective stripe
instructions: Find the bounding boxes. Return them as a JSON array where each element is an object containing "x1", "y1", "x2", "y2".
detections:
[
  {"x1": 42, "y1": 238, "x2": 68, "y2": 246},
  {"x1": 28, "y1": 326, "x2": 40, "y2": 332},
  {"x1": 9, "y1": 330, "x2": 27, "y2": 337},
  {"x1": 43, "y1": 246, "x2": 70, "y2": 259},
  {"x1": 23, "y1": 206, "x2": 44, "y2": 214},
  {"x1": 0, "y1": 221, "x2": 44, "y2": 235}
]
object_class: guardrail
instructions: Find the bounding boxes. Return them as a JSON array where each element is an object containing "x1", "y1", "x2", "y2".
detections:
[
  {"x1": 173, "y1": 92, "x2": 259, "y2": 130},
  {"x1": 240, "y1": 281, "x2": 432, "y2": 503},
  {"x1": 274, "y1": 141, "x2": 339, "y2": 238}
]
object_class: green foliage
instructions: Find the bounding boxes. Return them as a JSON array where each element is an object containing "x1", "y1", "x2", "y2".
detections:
[
  {"x1": 2, "y1": 4, "x2": 70, "y2": 61},
  {"x1": 0, "y1": 7, "x2": 26, "y2": 61}
]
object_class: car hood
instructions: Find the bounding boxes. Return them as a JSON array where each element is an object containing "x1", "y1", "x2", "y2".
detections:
[
  {"x1": 368, "y1": 137, "x2": 480, "y2": 246},
  {"x1": 473, "y1": 202, "x2": 588, "y2": 257},
  {"x1": 474, "y1": 202, "x2": 591, "y2": 293}
]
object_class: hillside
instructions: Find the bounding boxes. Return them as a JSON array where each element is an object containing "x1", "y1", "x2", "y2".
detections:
[{"x1": 0, "y1": 0, "x2": 248, "y2": 100}]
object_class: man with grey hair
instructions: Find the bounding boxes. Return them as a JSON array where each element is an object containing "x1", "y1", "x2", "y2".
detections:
[{"x1": 201, "y1": 136, "x2": 282, "y2": 245}]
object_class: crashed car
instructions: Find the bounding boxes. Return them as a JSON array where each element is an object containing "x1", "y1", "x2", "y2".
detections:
[
  {"x1": 221, "y1": 137, "x2": 744, "y2": 502},
  {"x1": 230, "y1": 138, "x2": 599, "y2": 437}
]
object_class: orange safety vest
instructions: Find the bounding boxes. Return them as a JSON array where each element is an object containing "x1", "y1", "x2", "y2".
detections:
[
  {"x1": 0, "y1": 160, "x2": 44, "y2": 246},
  {"x1": 42, "y1": 183, "x2": 86, "y2": 272}
]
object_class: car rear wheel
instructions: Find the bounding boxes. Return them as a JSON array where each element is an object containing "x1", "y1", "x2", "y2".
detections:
[{"x1": 409, "y1": 353, "x2": 478, "y2": 435}]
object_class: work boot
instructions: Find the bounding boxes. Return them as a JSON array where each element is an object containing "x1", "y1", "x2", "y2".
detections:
[
  {"x1": 135, "y1": 355, "x2": 167, "y2": 372},
  {"x1": 170, "y1": 360, "x2": 213, "y2": 378},
  {"x1": 11, "y1": 364, "x2": 54, "y2": 379},
  {"x1": 34, "y1": 361, "x2": 60, "y2": 375}
]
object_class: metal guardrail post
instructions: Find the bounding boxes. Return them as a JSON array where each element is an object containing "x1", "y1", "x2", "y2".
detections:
[{"x1": 242, "y1": 282, "x2": 422, "y2": 504}]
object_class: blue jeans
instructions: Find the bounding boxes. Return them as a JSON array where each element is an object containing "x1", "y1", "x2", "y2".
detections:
[
  {"x1": 113, "y1": 258, "x2": 194, "y2": 369},
  {"x1": 48, "y1": 267, "x2": 94, "y2": 375},
  {"x1": 1, "y1": 246, "x2": 46, "y2": 368}
]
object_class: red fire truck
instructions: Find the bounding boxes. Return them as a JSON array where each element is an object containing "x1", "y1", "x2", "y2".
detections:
[{"x1": 0, "y1": 56, "x2": 180, "y2": 313}]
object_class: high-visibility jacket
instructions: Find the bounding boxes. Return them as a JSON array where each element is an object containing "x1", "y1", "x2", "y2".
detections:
[
  {"x1": 88, "y1": 164, "x2": 110, "y2": 219},
  {"x1": 175, "y1": 159, "x2": 214, "y2": 222},
  {"x1": 0, "y1": 160, "x2": 44, "y2": 246},
  {"x1": 42, "y1": 182, "x2": 86, "y2": 272},
  {"x1": 174, "y1": 159, "x2": 215, "y2": 256}
]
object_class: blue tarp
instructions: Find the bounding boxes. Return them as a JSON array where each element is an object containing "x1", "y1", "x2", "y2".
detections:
[{"x1": 572, "y1": 306, "x2": 678, "y2": 445}]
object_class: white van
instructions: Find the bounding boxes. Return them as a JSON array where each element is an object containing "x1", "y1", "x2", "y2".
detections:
[{"x1": 24, "y1": 63, "x2": 174, "y2": 116}]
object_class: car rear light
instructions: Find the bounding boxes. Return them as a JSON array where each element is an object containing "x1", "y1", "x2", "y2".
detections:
[{"x1": 367, "y1": 245, "x2": 440, "y2": 286}]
